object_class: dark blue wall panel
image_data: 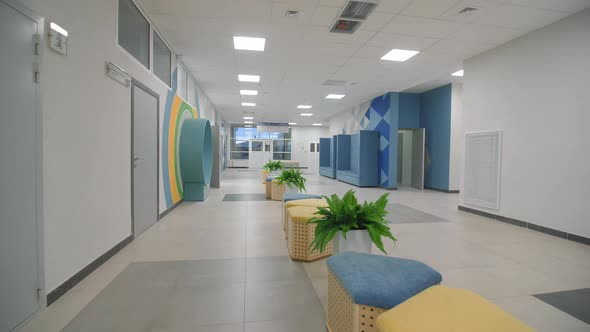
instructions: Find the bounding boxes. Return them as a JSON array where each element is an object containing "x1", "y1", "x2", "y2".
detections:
[
  {"x1": 399, "y1": 93, "x2": 420, "y2": 129},
  {"x1": 419, "y1": 84, "x2": 452, "y2": 191}
]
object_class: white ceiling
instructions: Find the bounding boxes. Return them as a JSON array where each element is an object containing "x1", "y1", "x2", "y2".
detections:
[{"x1": 138, "y1": 0, "x2": 590, "y2": 123}]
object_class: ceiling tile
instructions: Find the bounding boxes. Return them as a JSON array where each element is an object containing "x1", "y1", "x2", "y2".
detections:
[
  {"x1": 382, "y1": 15, "x2": 462, "y2": 38},
  {"x1": 506, "y1": 0, "x2": 590, "y2": 13},
  {"x1": 402, "y1": 0, "x2": 463, "y2": 18},
  {"x1": 359, "y1": 12, "x2": 395, "y2": 32},
  {"x1": 475, "y1": 4, "x2": 572, "y2": 30},
  {"x1": 374, "y1": 0, "x2": 414, "y2": 14},
  {"x1": 311, "y1": 6, "x2": 341, "y2": 27},
  {"x1": 367, "y1": 32, "x2": 439, "y2": 50}
]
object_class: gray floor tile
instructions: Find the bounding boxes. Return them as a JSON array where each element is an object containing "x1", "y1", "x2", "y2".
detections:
[
  {"x1": 246, "y1": 256, "x2": 309, "y2": 283},
  {"x1": 534, "y1": 288, "x2": 590, "y2": 324},
  {"x1": 245, "y1": 279, "x2": 324, "y2": 322},
  {"x1": 176, "y1": 258, "x2": 246, "y2": 288},
  {"x1": 223, "y1": 193, "x2": 269, "y2": 201},
  {"x1": 387, "y1": 203, "x2": 448, "y2": 224},
  {"x1": 245, "y1": 318, "x2": 326, "y2": 332}
]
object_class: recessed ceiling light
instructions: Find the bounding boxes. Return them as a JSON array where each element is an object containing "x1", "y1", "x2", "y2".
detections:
[
  {"x1": 381, "y1": 49, "x2": 420, "y2": 62},
  {"x1": 288, "y1": 122, "x2": 297, "y2": 125},
  {"x1": 297, "y1": 105, "x2": 312, "y2": 109},
  {"x1": 245, "y1": 125, "x2": 253, "y2": 128},
  {"x1": 312, "y1": 123, "x2": 323, "y2": 126},
  {"x1": 243, "y1": 116, "x2": 254, "y2": 120},
  {"x1": 326, "y1": 94, "x2": 345, "y2": 100},
  {"x1": 452, "y1": 69, "x2": 464, "y2": 77},
  {"x1": 300, "y1": 113, "x2": 313, "y2": 116},
  {"x1": 240, "y1": 90, "x2": 258, "y2": 96},
  {"x1": 242, "y1": 102, "x2": 256, "y2": 107},
  {"x1": 244, "y1": 121, "x2": 253, "y2": 124},
  {"x1": 238, "y1": 74, "x2": 260, "y2": 82},
  {"x1": 233, "y1": 36, "x2": 266, "y2": 51}
]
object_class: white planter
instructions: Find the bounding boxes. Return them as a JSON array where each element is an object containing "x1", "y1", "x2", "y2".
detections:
[
  {"x1": 333, "y1": 230, "x2": 372, "y2": 254},
  {"x1": 284, "y1": 185, "x2": 300, "y2": 194}
]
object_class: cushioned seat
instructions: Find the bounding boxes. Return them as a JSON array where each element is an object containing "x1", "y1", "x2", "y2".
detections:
[
  {"x1": 326, "y1": 252, "x2": 441, "y2": 332},
  {"x1": 376, "y1": 285, "x2": 534, "y2": 332},
  {"x1": 286, "y1": 206, "x2": 332, "y2": 262},
  {"x1": 328, "y1": 252, "x2": 442, "y2": 309},
  {"x1": 282, "y1": 193, "x2": 322, "y2": 202},
  {"x1": 282, "y1": 198, "x2": 327, "y2": 234}
]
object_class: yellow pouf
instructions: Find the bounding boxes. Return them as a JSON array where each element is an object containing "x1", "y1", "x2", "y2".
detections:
[
  {"x1": 376, "y1": 286, "x2": 534, "y2": 332},
  {"x1": 282, "y1": 199, "x2": 328, "y2": 236},
  {"x1": 261, "y1": 170, "x2": 270, "y2": 184},
  {"x1": 286, "y1": 206, "x2": 332, "y2": 262},
  {"x1": 271, "y1": 180, "x2": 285, "y2": 201}
]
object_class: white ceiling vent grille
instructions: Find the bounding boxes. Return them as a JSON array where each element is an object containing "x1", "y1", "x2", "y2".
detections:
[
  {"x1": 330, "y1": 0, "x2": 379, "y2": 34},
  {"x1": 458, "y1": 7, "x2": 479, "y2": 15},
  {"x1": 322, "y1": 80, "x2": 348, "y2": 86}
]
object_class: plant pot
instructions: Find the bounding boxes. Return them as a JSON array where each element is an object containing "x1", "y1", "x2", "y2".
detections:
[
  {"x1": 333, "y1": 230, "x2": 372, "y2": 254},
  {"x1": 284, "y1": 185, "x2": 300, "y2": 194},
  {"x1": 261, "y1": 170, "x2": 270, "y2": 184}
]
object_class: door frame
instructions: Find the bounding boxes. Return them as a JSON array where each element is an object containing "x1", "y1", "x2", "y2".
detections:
[
  {"x1": 130, "y1": 79, "x2": 160, "y2": 238},
  {"x1": 1, "y1": 0, "x2": 47, "y2": 325}
]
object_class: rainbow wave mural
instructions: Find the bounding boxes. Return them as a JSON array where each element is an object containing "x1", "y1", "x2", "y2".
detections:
[{"x1": 162, "y1": 69, "x2": 200, "y2": 208}]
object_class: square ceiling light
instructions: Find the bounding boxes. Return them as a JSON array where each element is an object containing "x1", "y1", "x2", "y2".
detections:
[
  {"x1": 381, "y1": 49, "x2": 420, "y2": 62},
  {"x1": 288, "y1": 122, "x2": 297, "y2": 125},
  {"x1": 233, "y1": 36, "x2": 266, "y2": 51},
  {"x1": 297, "y1": 105, "x2": 312, "y2": 109},
  {"x1": 452, "y1": 70, "x2": 464, "y2": 77},
  {"x1": 244, "y1": 121, "x2": 253, "y2": 124},
  {"x1": 300, "y1": 113, "x2": 313, "y2": 116},
  {"x1": 243, "y1": 116, "x2": 254, "y2": 120},
  {"x1": 312, "y1": 123, "x2": 323, "y2": 126},
  {"x1": 240, "y1": 90, "x2": 258, "y2": 96},
  {"x1": 326, "y1": 94, "x2": 345, "y2": 100},
  {"x1": 238, "y1": 74, "x2": 260, "y2": 82},
  {"x1": 242, "y1": 102, "x2": 256, "y2": 107}
]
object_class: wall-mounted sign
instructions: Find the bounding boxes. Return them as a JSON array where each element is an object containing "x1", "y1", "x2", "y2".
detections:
[
  {"x1": 49, "y1": 22, "x2": 68, "y2": 55},
  {"x1": 105, "y1": 62, "x2": 131, "y2": 87}
]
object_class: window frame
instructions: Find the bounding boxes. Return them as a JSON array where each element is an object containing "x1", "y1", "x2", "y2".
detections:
[{"x1": 152, "y1": 29, "x2": 172, "y2": 88}]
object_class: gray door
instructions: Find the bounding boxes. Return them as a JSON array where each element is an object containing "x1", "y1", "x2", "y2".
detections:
[
  {"x1": 132, "y1": 81, "x2": 159, "y2": 237},
  {"x1": 411, "y1": 128, "x2": 425, "y2": 190},
  {"x1": 0, "y1": 1, "x2": 41, "y2": 330}
]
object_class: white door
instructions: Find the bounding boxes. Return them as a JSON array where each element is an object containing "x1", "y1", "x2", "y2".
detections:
[
  {"x1": 308, "y1": 141, "x2": 320, "y2": 173},
  {"x1": 249, "y1": 139, "x2": 272, "y2": 168},
  {"x1": 411, "y1": 128, "x2": 425, "y2": 190},
  {"x1": 0, "y1": 1, "x2": 41, "y2": 330},
  {"x1": 132, "y1": 81, "x2": 159, "y2": 237}
]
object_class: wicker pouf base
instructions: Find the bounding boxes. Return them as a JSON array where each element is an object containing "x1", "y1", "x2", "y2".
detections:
[
  {"x1": 271, "y1": 180, "x2": 285, "y2": 201},
  {"x1": 261, "y1": 170, "x2": 270, "y2": 184},
  {"x1": 287, "y1": 206, "x2": 332, "y2": 262},
  {"x1": 327, "y1": 270, "x2": 387, "y2": 332}
]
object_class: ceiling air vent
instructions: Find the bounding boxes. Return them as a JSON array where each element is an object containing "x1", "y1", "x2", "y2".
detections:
[
  {"x1": 322, "y1": 80, "x2": 348, "y2": 86},
  {"x1": 330, "y1": 0, "x2": 379, "y2": 34},
  {"x1": 458, "y1": 7, "x2": 479, "y2": 15}
]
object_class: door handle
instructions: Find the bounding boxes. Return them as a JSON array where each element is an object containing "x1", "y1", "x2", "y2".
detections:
[
  {"x1": 133, "y1": 157, "x2": 142, "y2": 168},
  {"x1": 134, "y1": 157, "x2": 142, "y2": 161}
]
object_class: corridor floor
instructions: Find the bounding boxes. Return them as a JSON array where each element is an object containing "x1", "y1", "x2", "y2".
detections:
[{"x1": 21, "y1": 169, "x2": 590, "y2": 331}]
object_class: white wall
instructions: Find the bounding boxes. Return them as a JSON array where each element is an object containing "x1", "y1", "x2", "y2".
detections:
[
  {"x1": 460, "y1": 9, "x2": 590, "y2": 238},
  {"x1": 20, "y1": 0, "x2": 218, "y2": 293},
  {"x1": 290, "y1": 126, "x2": 330, "y2": 168},
  {"x1": 449, "y1": 83, "x2": 463, "y2": 191},
  {"x1": 398, "y1": 130, "x2": 413, "y2": 186}
]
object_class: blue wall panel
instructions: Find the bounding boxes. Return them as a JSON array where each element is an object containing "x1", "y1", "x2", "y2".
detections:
[
  {"x1": 362, "y1": 93, "x2": 391, "y2": 187},
  {"x1": 399, "y1": 93, "x2": 420, "y2": 129},
  {"x1": 419, "y1": 84, "x2": 452, "y2": 191}
]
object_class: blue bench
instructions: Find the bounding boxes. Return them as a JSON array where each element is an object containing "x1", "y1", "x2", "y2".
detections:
[
  {"x1": 336, "y1": 131, "x2": 379, "y2": 187},
  {"x1": 319, "y1": 136, "x2": 337, "y2": 178}
]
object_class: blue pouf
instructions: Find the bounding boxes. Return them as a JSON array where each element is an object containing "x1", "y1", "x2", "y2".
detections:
[
  {"x1": 282, "y1": 193, "x2": 322, "y2": 202},
  {"x1": 326, "y1": 252, "x2": 442, "y2": 332}
]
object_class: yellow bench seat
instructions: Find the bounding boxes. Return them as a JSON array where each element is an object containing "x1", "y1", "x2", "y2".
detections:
[{"x1": 376, "y1": 285, "x2": 533, "y2": 332}]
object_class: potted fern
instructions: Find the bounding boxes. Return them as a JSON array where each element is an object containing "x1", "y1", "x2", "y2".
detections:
[
  {"x1": 308, "y1": 190, "x2": 396, "y2": 254},
  {"x1": 262, "y1": 160, "x2": 284, "y2": 184},
  {"x1": 275, "y1": 168, "x2": 307, "y2": 194}
]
